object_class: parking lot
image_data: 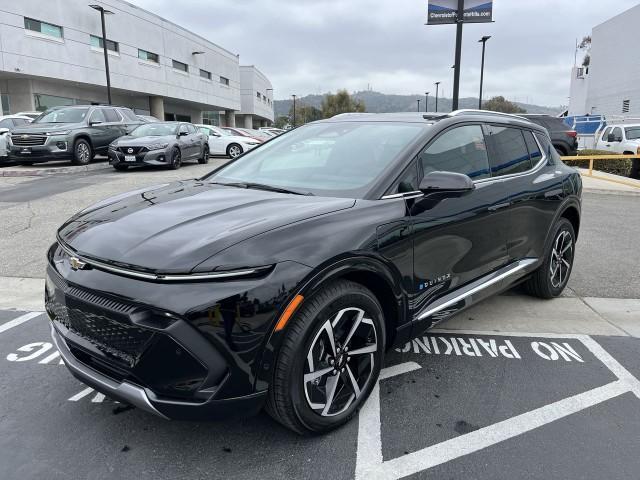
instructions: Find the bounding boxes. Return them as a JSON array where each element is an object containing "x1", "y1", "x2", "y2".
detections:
[{"x1": 1, "y1": 162, "x2": 639, "y2": 479}]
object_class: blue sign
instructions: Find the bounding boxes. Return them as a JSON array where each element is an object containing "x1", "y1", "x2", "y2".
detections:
[{"x1": 427, "y1": 0, "x2": 493, "y2": 24}]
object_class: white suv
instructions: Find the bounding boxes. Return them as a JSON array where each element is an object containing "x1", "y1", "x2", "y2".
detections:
[{"x1": 595, "y1": 123, "x2": 640, "y2": 178}]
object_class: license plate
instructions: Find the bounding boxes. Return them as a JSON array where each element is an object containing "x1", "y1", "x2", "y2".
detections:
[
  {"x1": 21, "y1": 148, "x2": 31, "y2": 154},
  {"x1": 124, "y1": 155, "x2": 136, "y2": 162}
]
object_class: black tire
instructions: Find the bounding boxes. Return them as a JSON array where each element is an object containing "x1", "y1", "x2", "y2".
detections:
[
  {"x1": 198, "y1": 145, "x2": 210, "y2": 164},
  {"x1": 266, "y1": 280, "x2": 385, "y2": 435},
  {"x1": 554, "y1": 145, "x2": 567, "y2": 156},
  {"x1": 113, "y1": 164, "x2": 129, "y2": 171},
  {"x1": 72, "y1": 139, "x2": 93, "y2": 165},
  {"x1": 227, "y1": 143, "x2": 243, "y2": 158},
  {"x1": 524, "y1": 218, "x2": 576, "y2": 299},
  {"x1": 168, "y1": 147, "x2": 182, "y2": 170}
]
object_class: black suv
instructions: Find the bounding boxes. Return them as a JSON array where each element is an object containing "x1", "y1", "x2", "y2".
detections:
[
  {"x1": 47, "y1": 111, "x2": 581, "y2": 434},
  {"x1": 9, "y1": 105, "x2": 142, "y2": 165},
  {"x1": 521, "y1": 114, "x2": 578, "y2": 156}
]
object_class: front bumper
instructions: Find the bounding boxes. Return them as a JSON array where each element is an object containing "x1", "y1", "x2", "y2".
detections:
[
  {"x1": 108, "y1": 147, "x2": 170, "y2": 167},
  {"x1": 46, "y1": 242, "x2": 310, "y2": 419},
  {"x1": 8, "y1": 136, "x2": 71, "y2": 161}
]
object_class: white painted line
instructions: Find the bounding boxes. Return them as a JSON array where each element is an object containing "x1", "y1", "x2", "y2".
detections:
[
  {"x1": 379, "y1": 361, "x2": 422, "y2": 380},
  {"x1": 38, "y1": 350, "x2": 60, "y2": 364},
  {"x1": 359, "y1": 381, "x2": 629, "y2": 480},
  {"x1": 92, "y1": 393, "x2": 105, "y2": 403},
  {"x1": 68, "y1": 387, "x2": 94, "y2": 402},
  {"x1": 430, "y1": 328, "x2": 589, "y2": 340},
  {"x1": 0, "y1": 311, "x2": 42, "y2": 333}
]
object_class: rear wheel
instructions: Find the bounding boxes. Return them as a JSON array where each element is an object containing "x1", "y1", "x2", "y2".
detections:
[
  {"x1": 168, "y1": 147, "x2": 182, "y2": 170},
  {"x1": 227, "y1": 143, "x2": 243, "y2": 158},
  {"x1": 266, "y1": 280, "x2": 385, "y2": 435},
  {"x1": 198, "y1": 145, "x2": 210, "y2": 164},
  {"x1": 524, "y1": 218, "x2": 575, "y2": 298},
  {"x1": 72, "y1": 139, "x2": 92, "y2": 165}
]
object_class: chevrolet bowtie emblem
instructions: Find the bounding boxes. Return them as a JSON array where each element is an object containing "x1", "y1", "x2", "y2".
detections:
[{"x1": 69, "y1": 256, "x2": 87, "y2": 271}]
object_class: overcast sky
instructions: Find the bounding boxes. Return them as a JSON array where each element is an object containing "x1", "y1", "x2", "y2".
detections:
[{"x1": 128, "y1": 0, "x2": 639, "y2": 106}]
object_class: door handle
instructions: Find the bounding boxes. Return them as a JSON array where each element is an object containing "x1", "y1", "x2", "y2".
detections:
[{"x1": 487, "y1": 202, "x2": 510, "y2": 212}]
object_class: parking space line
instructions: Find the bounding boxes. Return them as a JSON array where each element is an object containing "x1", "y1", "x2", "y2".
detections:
[
  {"x1": 68, "y1": 387, "x2": 94, "y2": 402},
  {"x1": 356, "y1": 332, "x2": 640, "y2": 479},
  {"x1": 0, "y1": 311, "x2": 42, "y2": 333}
]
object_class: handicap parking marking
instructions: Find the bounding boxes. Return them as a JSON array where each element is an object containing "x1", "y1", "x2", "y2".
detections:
[
  {"x1": 355, "y1": 330, "x2": 640, "y2": 480},
  {"x1": 0, "y1": 311, "x2": 43, "y2": 333}
]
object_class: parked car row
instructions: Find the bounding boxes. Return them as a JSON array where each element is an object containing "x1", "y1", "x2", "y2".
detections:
[{"x1": 2, "y1": 104, "x2": 277, "y2": 169}]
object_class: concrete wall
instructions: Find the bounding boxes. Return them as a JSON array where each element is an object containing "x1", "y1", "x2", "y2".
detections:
[
  {"x1": 585, "y1": 4, "x2": 640, "y2": 116},
  {"x1": 239, "y1": 65, "x2": 274, "y2": 125},
  {"x1": 568, "y1": 66, "x2": 589, "y2": 116},
  {"x1": 0, "y1": 0, "x2": 247, "y2": 113}
]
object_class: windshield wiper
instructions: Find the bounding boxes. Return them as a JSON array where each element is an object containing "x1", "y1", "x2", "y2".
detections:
[{"x1": 211, "y1": 181, "x2": 314, "y2": 196}]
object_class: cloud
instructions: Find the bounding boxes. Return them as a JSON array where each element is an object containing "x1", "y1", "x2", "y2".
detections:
[{"x1": 127, "y1": 0, "x2": 639, "y2": 106}]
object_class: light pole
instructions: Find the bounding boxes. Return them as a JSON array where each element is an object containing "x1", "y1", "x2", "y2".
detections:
[
  {"x1": 451, "y1": 0, "x2": 464, "y2": 110},
  {"x1": 478, "y1": 36, "x2": 491, "y2": 109},
  {"x1": 291, "y1": 94, "x2": 297, "y2": 127},
  {"x1": 266, "y1": 88, "x2": 273, "y2": 125},
  {"x1": 425, "y1": 92, "x2": 429, "y2": 112},
  {"x1": 89, "y1": 5, "x2": 114, "y2": 105},
  {"x1": 434, "y1": 82, "x2": 441, "y2": 112},
  {"x1": 417, "y1": 99, "x2": 421, "y2": 112}
]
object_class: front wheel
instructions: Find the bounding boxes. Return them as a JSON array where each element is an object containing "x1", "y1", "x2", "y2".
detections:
[
  {"x1": 524, "y1": 218, "x2": 576, "y2": 298},
  {"x1": 168, "y1": 147, "x2": 182, "y2": 170},
  {"x1": 266, "y1": 280, "x2": 385, "y2": 434},
  {"x1": 72, "y1": 139, "x2": 93, "y2": 165},
  {"x1": 198, "y1": 145, "x2": 210, "y2": 164},
  {"x1": 227, "y1": 143, "x2": 243, "y2": 158}
]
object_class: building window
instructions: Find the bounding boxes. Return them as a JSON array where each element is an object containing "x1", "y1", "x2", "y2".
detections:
[
  {"x1": 220, "y1": 76, "x2": 230, "y2": 86},
  {"x1": 90, "y1": 35, "x2": 118, "y2": 53},
  {"x1": 200, "y1": 69, "x2": 212, "y2": 80},
  {"x1": 202, "y1": 111, "x2": 221, "y2": 126},
  {"x1": 623, "y1": 99, "x2": 630, "y2": 114},
  {"x1": 1, "y1": 94, "x2": 10, "y2": 115},
  {"x1": 138, "y1": 49, "x2": 159, "y2": 63},
  {"x1": 172, "y1": 60, "x2": 188, "y2": 72},
  {"x1": 24, "y1": 17, "x2": 63, "y2": 39}
]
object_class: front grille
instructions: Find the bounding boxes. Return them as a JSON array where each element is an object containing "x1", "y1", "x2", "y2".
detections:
[
  {"x1": 118, "y1": 146, "x2": 145, "y2": 154},
  {"x1": 12, "y1": 135, "x2": 47, "y2": 146},
  {"x1": 48, "y1": 280, "x2": 155, "y2": 367}
]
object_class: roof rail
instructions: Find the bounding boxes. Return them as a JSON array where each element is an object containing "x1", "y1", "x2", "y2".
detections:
[{"x1": 449, "y1": 109, "x2": 528, "y2": 121}]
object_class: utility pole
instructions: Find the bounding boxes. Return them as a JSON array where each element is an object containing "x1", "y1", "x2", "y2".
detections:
[
  {"x1": 89, "y1": 5, "x2": 114, "y2": 104},
  {"x1": 434, "y1": 82, "x2": 441, "y2": 112},
  {"x1": 291, "y1": 94, "x2": 297, "y2": 127},
  {"x1": 425, "y1": 92, "x2": 429, "y2": 112},
  {"x1": 478, "y1": 36, "x2": 491, "y2": 109},
  {"x1": 451, "y1": 0, "x2": 464, "y2": 110}
]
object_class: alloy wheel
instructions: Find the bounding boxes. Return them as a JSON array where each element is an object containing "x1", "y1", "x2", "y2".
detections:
[
  {"x1": 173, "y1": 150, "x2": 182, "y2": 168},
  {"x1": 76, "y1": 143, "x2": 90, "y2": 163},
  {"x1": 229, "y1": 145, "x2": 242, "y2": 158},
  {"x1": 549, "y1": 230, "x2": 573, "y2": 288},
  {"x1": 303, "y1": 307, "x2": 378, "y2": 417}
]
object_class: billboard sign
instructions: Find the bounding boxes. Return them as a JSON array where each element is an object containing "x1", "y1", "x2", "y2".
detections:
[{"x1": 427, "y1": 0, "x2": 493, "y2": 25}]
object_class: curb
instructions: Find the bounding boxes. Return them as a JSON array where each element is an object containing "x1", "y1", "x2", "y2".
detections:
[
  {"x1": 0, "y1": 161, "x2": 111, "y2": 177},
  {"x1": 582, "y1": 187, "x2": 640, "y2": 197}
]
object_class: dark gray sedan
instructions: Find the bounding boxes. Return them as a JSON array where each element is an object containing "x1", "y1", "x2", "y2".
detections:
[{"x1": 108, "y1": 122, "x2": 209, "y2": 171}]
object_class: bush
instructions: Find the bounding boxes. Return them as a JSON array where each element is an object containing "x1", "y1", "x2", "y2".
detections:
[{"x1": 565, "y1": 150, "x2": 633, "y2": 177}]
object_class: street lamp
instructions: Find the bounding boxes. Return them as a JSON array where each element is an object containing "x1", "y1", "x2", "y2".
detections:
[
  {"x1": 291, "y1": 94, "x2": 297, "y2": 127},
  {"x1": 434, "y1": 82, "x2": 441, "y2": 112},
  {"x1": 417, "y1": 99, "x2": 421, "y2": 112},
  {"x1": 425, "y1": 92, "x2": 429, "y2": 112},
  {"x1": 478, "y1": 35, "x2": 491, "y2": 109},
  {"x1": 89, "y1": 5, "x2": 114, "y2": 105}
]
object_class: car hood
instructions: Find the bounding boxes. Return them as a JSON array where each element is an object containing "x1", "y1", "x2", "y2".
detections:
[
  {"x1": 58, "y1": 180, "x2": 355, "y2": 273},
  {"x1": 115, "y1": 135, "x2": 175, "y2": 146},
  {"x1": 11, "y1": 122, "x2": 81, "y2": 134}
]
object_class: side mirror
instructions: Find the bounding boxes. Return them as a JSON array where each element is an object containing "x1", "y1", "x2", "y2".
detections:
[
  {"x1": 607, "y1": 133, "x2": 616, "y2": 142},
  {"x1": 0, "y1": 128, "x2": 9, "y2": 135},
  {"x1": 419, "y1": 171, "x2": 475, "y2": 193}
]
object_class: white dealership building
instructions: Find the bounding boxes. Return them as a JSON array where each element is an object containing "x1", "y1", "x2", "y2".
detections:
[
  {"x1": 0, "y1": 0, "x2": 274, "y2": 127},
  {"x1": 568, "y1": 4, "x2": 640, "y2": 118}
]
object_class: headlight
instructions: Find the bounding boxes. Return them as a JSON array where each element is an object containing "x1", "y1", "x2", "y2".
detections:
[
  {"x1": 147, "y1": 142, "x2": 169, "y2": 151},
  {"x1": 47, "y1": 130, "x2": 70, "y2": 136},
  {"x1": 108, "y1": 143, "x2": 117, "y2": 150}
]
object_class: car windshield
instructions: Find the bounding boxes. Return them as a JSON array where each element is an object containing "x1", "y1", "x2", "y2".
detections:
[
  {"x1": 35, "y1": 107, "x2": 89, "y2": 124},
  {"x1": 204, "y1": 121, "x2": 426, "y2": 198},
  {"x1": 130, "y1": 123, "x2": 178, "y2": 137},
  {"x1": 625, "y1": 127, "x2": 640, "y2": 140}
]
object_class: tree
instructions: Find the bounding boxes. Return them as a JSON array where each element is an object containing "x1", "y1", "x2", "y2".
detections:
[
  {"x1": 290, "y1": 103, "x2": 322, "y2": 126},
  {"x1": 274, "y1": 116, "x2": 289, "y2": 129},
  {"x1": 321, "y1": 89, "x2": 365, "y2": 118},
  {"x1": 482, "y1": 96, "x2": 526, "y2": 114}
]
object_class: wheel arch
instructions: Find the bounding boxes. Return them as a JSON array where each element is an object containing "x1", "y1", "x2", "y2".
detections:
[
  {"x1": 73, "y1": 134, "x2": 93, "y2": 148},
  {"x1": 560, "y1": 204, "x2": 580, "y2": 240}
]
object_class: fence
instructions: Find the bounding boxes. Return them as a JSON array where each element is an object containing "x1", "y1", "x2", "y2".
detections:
[{"x1": 560, "y1": 154, "x2": 640, "y2": 189}]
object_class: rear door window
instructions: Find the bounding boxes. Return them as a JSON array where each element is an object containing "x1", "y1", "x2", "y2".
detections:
[
  {"x1": 89, "y1": 109, "x2": 106, "y2": 124},
  {"x1": 485, "y1": 126, "x2": 532, "y2": 176},
  {"x1": 102, "y1": 108, "x2": 122, "y2": 123},
  {"x1": 523, "y1": 130, "x2": 543, "y2": 165},
  {"x1": 418, "y1": 125, "x2": 490, "y2": 180},
  {"x1": 119, "y1": 108, "x2": 139, "y2": 122}
]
